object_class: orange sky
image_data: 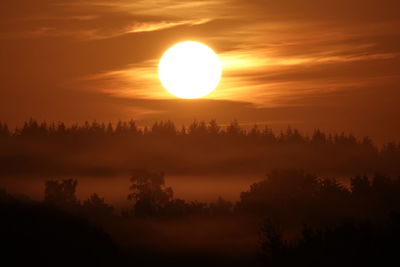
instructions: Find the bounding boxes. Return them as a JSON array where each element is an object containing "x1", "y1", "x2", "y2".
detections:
[{"x1": 1, "y1": 0, "x2": 399, "y2": 143}]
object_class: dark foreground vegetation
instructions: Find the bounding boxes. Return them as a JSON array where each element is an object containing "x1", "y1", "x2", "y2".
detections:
[
  {"x1": 0, "y1": 119, "x2": 399, "y2": 176},
  {"x1": 2, "y1": 169, "x2": 400, "y2": 266}
]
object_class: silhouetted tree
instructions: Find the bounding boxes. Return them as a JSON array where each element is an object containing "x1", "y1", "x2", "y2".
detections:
[
  {"x1": 44, "y1": 179, "x2": 79, "y2": 207},
  {"x1": 238, "y1": 169, "x2": 320, "y2": 217},
  {"x1": 208, "y1": 119, "x2": 221, "y2": 135},
  {"x1": 128, "y1": 169, "x2": 173, "y2": 217},
  {"x1": 83, "y1": 193, "x2": 114, "y2": 217}
]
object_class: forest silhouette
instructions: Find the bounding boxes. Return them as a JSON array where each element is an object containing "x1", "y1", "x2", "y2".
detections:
[
  {"x1": 2, "y1": 167, "x2": 400, "y2": 266},
  {"x1": 0, "y1": 119, "x2": 399, "y2": 176}
]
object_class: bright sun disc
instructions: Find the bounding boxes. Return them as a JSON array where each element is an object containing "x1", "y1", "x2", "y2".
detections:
[{"x1": 158, "y1": 41, "x2": 222, "y2": 99}]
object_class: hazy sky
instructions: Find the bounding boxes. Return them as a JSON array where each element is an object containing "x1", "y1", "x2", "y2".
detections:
[{"x1": 1, "y1": 0, "x2": 399, "y2": 143}]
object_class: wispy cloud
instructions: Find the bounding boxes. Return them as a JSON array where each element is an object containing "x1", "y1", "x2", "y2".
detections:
[{"x1": 127, "y1": 18, "x2": 212, "y2": 33}]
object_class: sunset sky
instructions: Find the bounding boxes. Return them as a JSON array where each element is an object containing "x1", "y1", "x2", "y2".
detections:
[{"x1": 1, "y1": 0, "x2": 399, "y2": 143}]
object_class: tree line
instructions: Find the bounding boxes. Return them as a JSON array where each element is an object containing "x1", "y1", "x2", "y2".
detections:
[
  {"x1": 0, "y1": 119, "x2": 387, "y2": 145},
  {"x1": 41, "y1": 169, "x2": 400, "y2": 223},
  {"x1": 0, "y1": 119, "x2": 399, "y2": 176}
]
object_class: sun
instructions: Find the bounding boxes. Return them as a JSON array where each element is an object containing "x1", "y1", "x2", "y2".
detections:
[{"x1": 158, "y1": 41, "x2": 222, "y2": 99}]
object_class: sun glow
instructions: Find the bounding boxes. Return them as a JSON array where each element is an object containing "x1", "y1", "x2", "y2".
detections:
[{"x1": 158, "y1": 41, "x2": 222, "y2": 99}]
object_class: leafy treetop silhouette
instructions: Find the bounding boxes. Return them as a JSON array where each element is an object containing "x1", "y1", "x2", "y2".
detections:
[{"x1": 128, "y1": 169, "x2": 173, "y2": 217}]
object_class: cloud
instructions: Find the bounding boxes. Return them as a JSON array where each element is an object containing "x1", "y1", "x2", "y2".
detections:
[
  {"x1": 0, "y1": 0, "x2": 217, "y2": 40},
  {"x1": 127, "y1": 18, "x2": 212, "y2": 33}
]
